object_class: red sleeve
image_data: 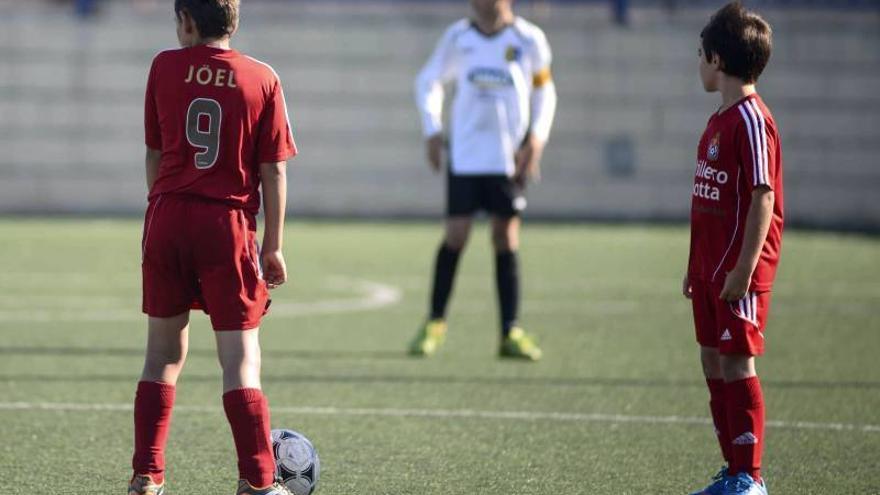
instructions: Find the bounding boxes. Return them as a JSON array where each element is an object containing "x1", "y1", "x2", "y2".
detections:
[
  {"x1": 256, "y1": 79, "x2": 298, "y2": 163},
  {"x1": 144, "y1": 57, "x2": 162, "y2": 150},
  {"x1": 736, "y1": 101, "x2": 777, "y2": 191}
]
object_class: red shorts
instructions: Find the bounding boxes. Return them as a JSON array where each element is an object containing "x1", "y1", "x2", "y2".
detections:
[
  {"x1": 691, "y1": 278, "x2": 771, "y2": 356},
  {"x1": 141, "y1": 194, "x2": 269, "y2": 331}
]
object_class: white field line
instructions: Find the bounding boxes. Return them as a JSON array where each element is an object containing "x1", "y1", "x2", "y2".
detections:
[
  {"x1": 0, "y1": 277, "x2": 402, "y2": 322},
  {"x1": 0, "y1": 402, "x2": 877, "y2": 434},
  {"x1": 268, "y1": 278, "x2": 401, "y2": 316}
]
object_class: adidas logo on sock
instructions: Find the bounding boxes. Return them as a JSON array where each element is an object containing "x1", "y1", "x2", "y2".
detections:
[
  {"x1": 733, "y1": 432, "x2": 758, "y2": 445},
  {"x1": 721, "y1": 329, "x2": 732, "y2": 341}
]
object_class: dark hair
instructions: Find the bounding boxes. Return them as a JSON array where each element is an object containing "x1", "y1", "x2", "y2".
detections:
[
  {"x1": 175, "y1": 0, "x2": 240, "y2": 40},
  {"x1": 701, "y1": 2, "x2": 772, "y2": 83}
]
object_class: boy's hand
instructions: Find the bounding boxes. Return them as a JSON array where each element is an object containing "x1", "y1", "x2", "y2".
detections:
[
  {"x1": 261, "y1": 250, "x2": 287, "y2": 289},
  {"x1": 514, "y1": 134, "x2": 545, "y2": 186},
  {"x1": 719, "y1": 266, "x2": 751, "y2": 302},
  {"x1": 426, "y1": 134, "x2": 444, "y2": 173},
  {"x1": 682, "y1": 274, "x2": 693, "y2": 299}
]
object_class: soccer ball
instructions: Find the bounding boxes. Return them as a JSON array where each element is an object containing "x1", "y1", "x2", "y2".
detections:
[{"x1": 270, "y1": 429, "x2": 320, "y2": 495}]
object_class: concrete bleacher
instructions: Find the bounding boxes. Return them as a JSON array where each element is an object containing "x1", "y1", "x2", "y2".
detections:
[{"x1": 0, "y1": 1, "x2": 878, "y2": 229}]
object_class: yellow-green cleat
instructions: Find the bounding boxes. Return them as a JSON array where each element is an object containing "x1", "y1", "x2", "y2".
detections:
[
  {"x1": 409, "y1": 319, "x2": 447, "y2": 356},
  {"x1": 499, "y1": 327, "x2": 543, "y2": 361}
]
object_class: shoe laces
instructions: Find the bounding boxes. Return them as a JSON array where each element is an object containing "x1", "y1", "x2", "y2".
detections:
[
  {"x1": 132, "y1": 475, "x2": 161, "y2": 494},
  {"x1": 724, "y1": 473, "x2": 755, "y2": 494},
  {"x1": 426, "y1": 321, "x2": 446, "y2": 337},
  {"x1": 711, "y1": 466, "x2": 728, "y2": 483},
  {"x1": 272, "y1": 482, "x2": 294, "y2": 495},
  {"x1": 510, "y1": 329, "x2": 536, "y2": 348},
  {"x1": 269, "y1": 477, "x2": 293, "y2": 495}
]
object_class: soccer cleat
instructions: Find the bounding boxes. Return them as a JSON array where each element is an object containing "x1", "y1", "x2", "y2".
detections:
[
  {"x1": 499, "y1": 327, "x2": 543, "y2": 361},
  {"x1": 128, "y1": 474, "x2": 165, "y2": 495},
  {"x1": 689, "y1": 466, "x2": 730, "y2": 495},
  {"x1": 723, "y1": 473, "x2": 768, "y2": 495},
  {"x1": 235, "y1": 479, "x2": 294, "y2": 495},
  {"x1": 408, "y1": 319, "x2": 447, "y2": 356}
]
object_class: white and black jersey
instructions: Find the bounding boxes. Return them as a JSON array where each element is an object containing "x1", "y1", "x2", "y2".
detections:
[{"x1": 415, "y1": 17, "x2": 557, "y2": 177}]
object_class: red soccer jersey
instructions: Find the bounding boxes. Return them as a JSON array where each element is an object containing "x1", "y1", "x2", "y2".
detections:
[
  {"x1": 688, "y1": 94, "x2": 784, "y2": 292},
  {"x1": 145, "y1": 45, "x2": 297, "y2": 214}
]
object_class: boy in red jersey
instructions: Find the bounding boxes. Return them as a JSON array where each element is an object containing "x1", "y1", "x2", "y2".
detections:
[
  {"x1": 684, "y1": 3, "x2": 783, "y2": 495},
  {"x1": 129, "y1": 1, "x2": 297, "y2": 494}
]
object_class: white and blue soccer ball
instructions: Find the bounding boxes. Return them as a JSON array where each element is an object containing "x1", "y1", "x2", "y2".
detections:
[{"x1": 270, "y1": 429, "x2": 320, "y2": 495}]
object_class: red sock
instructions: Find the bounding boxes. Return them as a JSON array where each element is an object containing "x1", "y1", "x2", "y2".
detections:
[
  {"x1": 725, "y1": 376, "x2": 764, "y2": 481},
  {"x1": 132, "y1": 381, "x2": 176, "y2": 484},
  {"x1": 706, "y1": 378, "x2": 732, "y2": 465},
  {"x1": 223, "y1": 388, "x2": 276, "y2": 488}
]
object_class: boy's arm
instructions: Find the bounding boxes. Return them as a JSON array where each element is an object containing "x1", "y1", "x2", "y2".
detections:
[
  {"x1": 145, "y1": 147, "x2": 161, "y2": 191},
  {"x1": 515, "y1": 76, "x2": 556, "y2": 185},
  {"x1": 719, "y1": 186, "x2": 774, "y2": 301},
  {"x1": 415, "y1": 24, "x2": 459, "y2": 172},
  {"x1": 515, "y1": 29, "x2": 556, "y2": 185},
  {"x1": 260, "y1": 161, "x2": 288, "y2": 289}
]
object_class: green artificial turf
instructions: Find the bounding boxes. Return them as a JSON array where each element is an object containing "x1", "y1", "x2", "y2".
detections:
[{"x1": 0, "y1": 219, "x2": 878, "y2": 494}]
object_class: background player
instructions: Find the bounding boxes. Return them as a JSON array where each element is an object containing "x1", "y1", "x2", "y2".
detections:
[
  {"x1": 411, "y1": 0, "x2": 557, "y2": 360},
  {"x1": 130, "y1": 1, "x2": 297, "y2": 494},
  {"x1": 683, "y1": 3, "x2": 783, "y2": 494}
]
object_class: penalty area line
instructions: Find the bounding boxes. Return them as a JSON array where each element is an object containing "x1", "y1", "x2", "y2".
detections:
[{"x1": 0, "y1": 402, "x2": 878, "y2": 433}]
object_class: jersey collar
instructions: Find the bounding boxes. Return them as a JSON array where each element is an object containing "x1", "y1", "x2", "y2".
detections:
[{"x1": 470, "y1": 20, "x2": 513, "y2": 38}]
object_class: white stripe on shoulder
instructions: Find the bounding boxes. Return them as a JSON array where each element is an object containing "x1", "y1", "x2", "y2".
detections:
[
  {"x1": 746, "y1": 102, "x2": 765, "y2": 185},
  {"x1": 746, "y1": 100, "x2": 765, "y2": 185},
  {"x1": 244, "y1": 55, "x2": 281, "y2": 79},
  {"x1": 748, "y1": 99, "x2": 770, "y2": 185},
  {"x1": 745, "y1": 100, "x2": 767, "y2": 185},
  {"x1": 737, "y1": 103, "x2": 761, "y2": 186},
  {"x1": 244, "y1": 56, "x2": 295, "y2": 145}
]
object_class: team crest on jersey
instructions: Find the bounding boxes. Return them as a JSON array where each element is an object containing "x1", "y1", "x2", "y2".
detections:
[
  {"x1": 707, "y1": 132, "x2": 720, "y2": 161},
  {"x1": 505, "y1": 45, "x2": 522, "y2": 62}
]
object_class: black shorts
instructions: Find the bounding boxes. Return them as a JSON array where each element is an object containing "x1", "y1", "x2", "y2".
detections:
[{"x1": 446, "y1": 173, "x2": 526, "y2": 217}]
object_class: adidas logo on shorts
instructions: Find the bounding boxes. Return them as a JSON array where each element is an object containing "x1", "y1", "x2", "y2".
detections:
[{"x1": 721, "y1": 329, "x2": 732, "y2": 341}]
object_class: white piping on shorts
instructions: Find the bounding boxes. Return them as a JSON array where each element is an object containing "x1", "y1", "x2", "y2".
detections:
[
  {"x1": 239, "y1": 210, "x2": 261, "y2": 279},
  {"x1": 141, "y1": 195, "x2": 163, "y2": 261}
]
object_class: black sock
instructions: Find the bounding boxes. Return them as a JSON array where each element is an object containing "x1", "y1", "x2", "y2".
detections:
[
  {"x1": 430, "y1": 244, "x2": 461, "y2": 320},
  {"x1": 495, "y1": 250, "x2": 519, "y2": 337}
]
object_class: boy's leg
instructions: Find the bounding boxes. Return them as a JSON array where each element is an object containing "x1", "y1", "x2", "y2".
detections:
[
  {"x1": 485, "y1": 175, "x2": 528, "y2": 339},
  {"x1": 132, "y1": 312, "x2": 189, "y2": 485},
  {"x1": 190, "y1": 205, "x2": 275, "y2": 487},
  {"x1": 411, "y1": 217, "x2": 471, "y2": 356},
  {"x1": 721, "y1": 355, "x2": 764, "y2": 482},
  {"x1": 428, "y1": 171, "x2": 483, "y2": 322},
  {"x1": 492, "y1": 213, "x2": 541, "y2": 360},
  {"x1": 217, "y1": 329, "x2": 276, "y2": 489},
  {"x1": 717, "y1": 291, "x2": 771, "y2": 483},
  {"x1": 691, "y1": 281, "x2": 735, "y2": 467},
  {"x1": 490, "y1": 215, "x2": 520, "y2": 337},
  {"x1": 700, "y1": 346, "x2": 733, "y2": 466},
  {"x1": 429, "y1": 217, "x2": 472, "y2": 320}
]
